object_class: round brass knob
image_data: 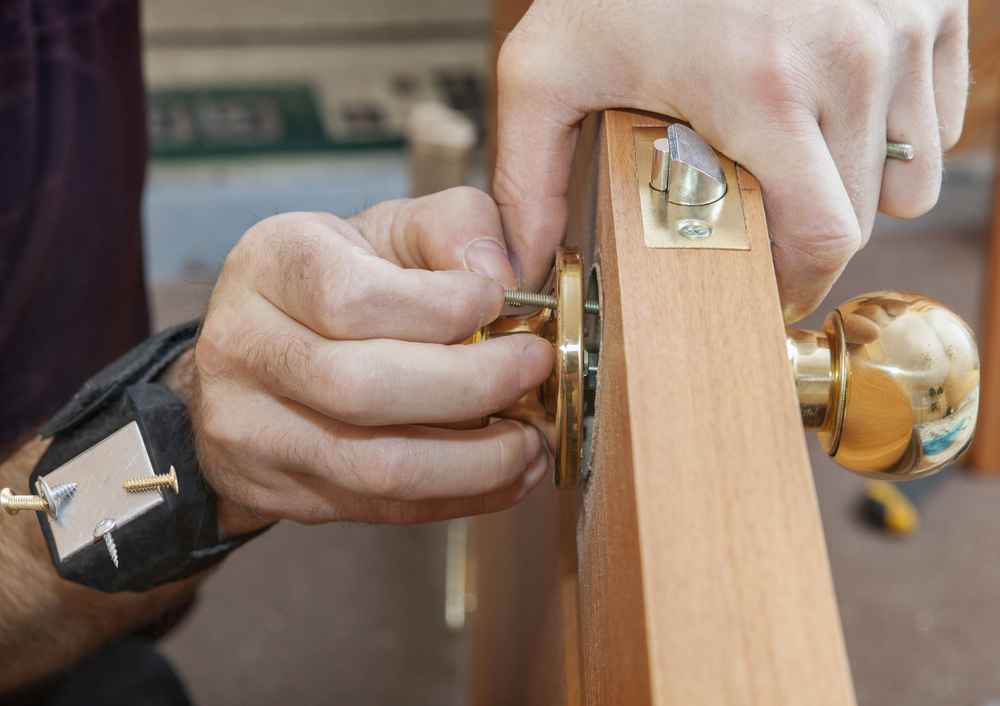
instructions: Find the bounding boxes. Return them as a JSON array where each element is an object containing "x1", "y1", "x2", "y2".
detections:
[{"x1": 789, "y1": 292, "x2": 979, "y2": 479}]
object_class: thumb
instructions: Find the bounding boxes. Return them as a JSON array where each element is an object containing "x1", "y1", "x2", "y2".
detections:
[
  {"x1": 348, "y1": 187, "x2": 518, "y2": 288},
  {"x1": 493, "y1": 39, "x2": 587, "y2": 292}
]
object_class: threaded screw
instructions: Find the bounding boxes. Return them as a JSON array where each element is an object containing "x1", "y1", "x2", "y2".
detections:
[
  {"x1": 1, "y1": 488, "x2": 47, "y2": 516},
  {"x1": 123, "y1": 466, "x2": 179, "y2": 494},
  {"x1": 36, "y1": 478, "x2": 77, "y2": 520},
  {"x1": 887, "y1": 141, "x2": 915, "y2": 161},
  {"x1": 93, "y1": 518, "x2": 119, "y2": 568},
  {"x1": 504, "y1": 290, "x2": 600, "y2": 315}
]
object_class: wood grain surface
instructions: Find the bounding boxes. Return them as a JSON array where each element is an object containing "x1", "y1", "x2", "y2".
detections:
[
  {"x1": 470, "y1": 107, "x2": 857, "y2": 704},
  {"x1": 560, "y1": 109, "x2": 854, "y2": 705}
]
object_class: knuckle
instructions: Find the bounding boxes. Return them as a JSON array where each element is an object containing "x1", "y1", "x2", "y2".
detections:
[
  {"x1": 195, "y1": 394, "x2": 249, "y2": 466},
  {"x1": 496, "y1": 31, "x2": 538, "y2": 90},
  {"x1": 276, "y1": 219, "x2": 324, "y2": 290},
  {"x1": 356, "y1": 438, "x2": 418, "y2": 500},
  {"x1": 780, "y1": 224, "x2": 862, "y2": 279},
  {"x1": 316, "y1": 258, "x2": 390, "y2": 339},
  {"x1": 743, "y1": 47, "x2": 812, "y2": 118},
  {"x1": 837, "y1": 26, "x2": 890, "y2": 81},
  {"x1": 251, "y1": 330, "x2": 306, "y2": 386},
  {"x1": 195, "y1": 314, "x2": 237, "y2": 378},
  {"x1": 324, "y1": 348, "x2": 382, "y2": 422},
  {"x1": 440, "y1": 185, "x2": 495, "y2": 216}
]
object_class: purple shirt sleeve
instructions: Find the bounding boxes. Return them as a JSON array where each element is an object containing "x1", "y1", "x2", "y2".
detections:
[{"x1": 0, "y1": 0, "x2": 150, "y2": 446}]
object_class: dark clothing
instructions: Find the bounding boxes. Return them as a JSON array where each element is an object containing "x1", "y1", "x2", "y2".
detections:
[
  {"x1": 0, "y1": 4, "x2": 186, "y2": 701},
  {"x1": 0, "y1": 638, "x2": 194, "y2": 706},
  {"x1": 0, "y1": 0, "x2": 150, "y2": 447}
]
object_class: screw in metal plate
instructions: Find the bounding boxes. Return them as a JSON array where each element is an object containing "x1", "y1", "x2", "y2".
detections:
[
  {"x1": 93, "y1": 518, "x2": 119, "y2": 568},
  {"x1": 1, "y1": 487, "x2": 49, "y2": 516},
  {"x1": 122, "y1": 465, "x2": 179, "y2": 494},
  {"x1": 677, "y1": 219, "x2": 713, "y2": 240},
  {"x1": 36, "y1": 478, "x2": 78, "y2": 520}
]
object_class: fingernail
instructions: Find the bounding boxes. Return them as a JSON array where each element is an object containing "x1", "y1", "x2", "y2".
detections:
[
  {"x1": 520, "y1": 339, "x2": 554, "y2": 390},
  {"x1": 465, "y1": 240, "x2": 517, "y2": 289},
  {"x1": 507, "y1": 248, "x2": 522, "y2": 288},
  {"x1": 521, "y1": 427, "x2": 549, "y2": 491}
]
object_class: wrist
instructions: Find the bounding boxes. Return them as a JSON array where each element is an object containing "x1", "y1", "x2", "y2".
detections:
[{"x1": 160, "y1": 349, "x2": 275, "y2": 538}]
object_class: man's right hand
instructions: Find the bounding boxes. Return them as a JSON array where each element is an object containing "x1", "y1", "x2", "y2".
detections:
[{"x1": 181, "y1": 187, "x2": 554, "y2": 529}]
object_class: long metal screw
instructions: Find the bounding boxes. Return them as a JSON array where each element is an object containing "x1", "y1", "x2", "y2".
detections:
[
  {"x1": 123, "y1": 466, "x2": 179, "y2": 494},
  {"x1": 1, "y1": 488, "x2": 47, "y2": 516},
  {"x1": 887, "y1": 141, "x2": 915, "y2": 161},
  {"x1": 504, "y1": 290, "x2": 600, "y2": 315},
  {"x1": 93, "y1": 518, "x2": 119, "y2": 568}
]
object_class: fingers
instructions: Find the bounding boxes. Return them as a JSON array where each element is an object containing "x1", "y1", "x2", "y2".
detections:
[
  {"x1": 745, "y1": 118, "x2": 864, "y2": 323},
  {"x1": 932, "y1": 6, "x2": 970, "y2": 152},
  {"x1": 882, "y1": 82, "x2": 943, "y2": 219},
  {"x1": 228, "y1": 450, "x2": 549, "y2": 526},
  {"x1": 231, "y1": 212, "x2": 506, "y2": 344},
  {"x1": 881, "y1": 22, "x2": 945, "y2": 218},
  {"x1": 195, "y1": 382, "x2": 551, "y2": 524},
  {"x1": 200, "y1": 297, "x2": 554, "y2": 425},
  {"x1": 348, "y1": 187, "x2": 518, "y2": 288}
]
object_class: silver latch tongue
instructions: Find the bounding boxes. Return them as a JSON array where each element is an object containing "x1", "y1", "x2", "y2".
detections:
[{"x1": 650, "y1": 124, "x2": 727, "y2": 205}]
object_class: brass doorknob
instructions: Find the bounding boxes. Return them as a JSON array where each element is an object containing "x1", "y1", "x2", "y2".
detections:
[
  {"x1": 470, "y1": 248, "x2": 589, "y2": 489},
  {"x1": 476, "y1": 248, "x2": 979, "y2": 487},
  {"x1": 789, "y1": 293, "x2": 979, "y2": 479}
]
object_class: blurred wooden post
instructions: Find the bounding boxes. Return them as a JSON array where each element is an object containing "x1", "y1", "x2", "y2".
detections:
[{"x1": 964, "y1": 3, "x2": 1000, "y2": 475}]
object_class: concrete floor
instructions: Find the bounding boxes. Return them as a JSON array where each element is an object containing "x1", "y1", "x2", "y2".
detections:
[{"x1": 148, "y1": 153, "x2": 998, "y2": 705}]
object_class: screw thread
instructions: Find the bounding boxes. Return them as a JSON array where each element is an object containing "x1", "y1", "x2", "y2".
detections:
[
  {"x1": 123, "y1": 466, "x2": 178, "y2": 494},
  {"x1": 49, "y1": 482, "x2": 77, "y2": 504},
  {"x1": 104, "y1": 535, "x2": 119, "y2": 568},
  {"x1": 5, "y1": 494, "x2": 47, "y2": 512},
  {"x1": 504, "y1": 290, "x2": 557, "y2": 309},
  {"x1": 123, "y1": 477, "x2": 165, "y2": 492},
  {"x1": 504, "y1": 290, "x2": 600, "y2": 315},
  {"x1": 887, "y1": 141, "x2": 915, "y2": 160}
]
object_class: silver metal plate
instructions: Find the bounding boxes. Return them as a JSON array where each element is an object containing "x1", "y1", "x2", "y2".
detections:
[
  {"x1": 633, "y1": 125, "x2": 750, "y2": 250},
  {"x1": 42, "y1": 422, "x2": 163, "y2": 562}
]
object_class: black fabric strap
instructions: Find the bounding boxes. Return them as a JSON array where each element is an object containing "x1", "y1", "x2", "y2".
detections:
[
  {"x1": 41, "y1": 320, "x2": 200, "y2": 438},
  {"x1": 30, "y1": 322, "x2": 271, "y2": 592}
]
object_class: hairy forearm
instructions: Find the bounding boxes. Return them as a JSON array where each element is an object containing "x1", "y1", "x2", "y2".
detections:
[{"x1": 0, "y1": 433, "x2": 201, "y2": 692}]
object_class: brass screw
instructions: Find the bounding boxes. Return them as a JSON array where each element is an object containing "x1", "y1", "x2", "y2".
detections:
[
  {"x1": 887, "y1": 141, "x2": 915, "y2": 161},
  {"x1": 122, "y1": 466, "x2": 179, "y2": 494},
  {"x1": 1, "y1": 487, "x2": 47, "y2": 516},
  {"x1": 504, "y1": 290, "x2": 600, "y2": 315}
]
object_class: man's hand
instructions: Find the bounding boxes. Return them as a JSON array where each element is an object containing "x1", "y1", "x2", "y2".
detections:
[
  {"x1": 495, "y1": 0, "x2": 969, "y2": 321},
  {"x1": 186, "y1": 187, "x2": 554, "y2": 529}
]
